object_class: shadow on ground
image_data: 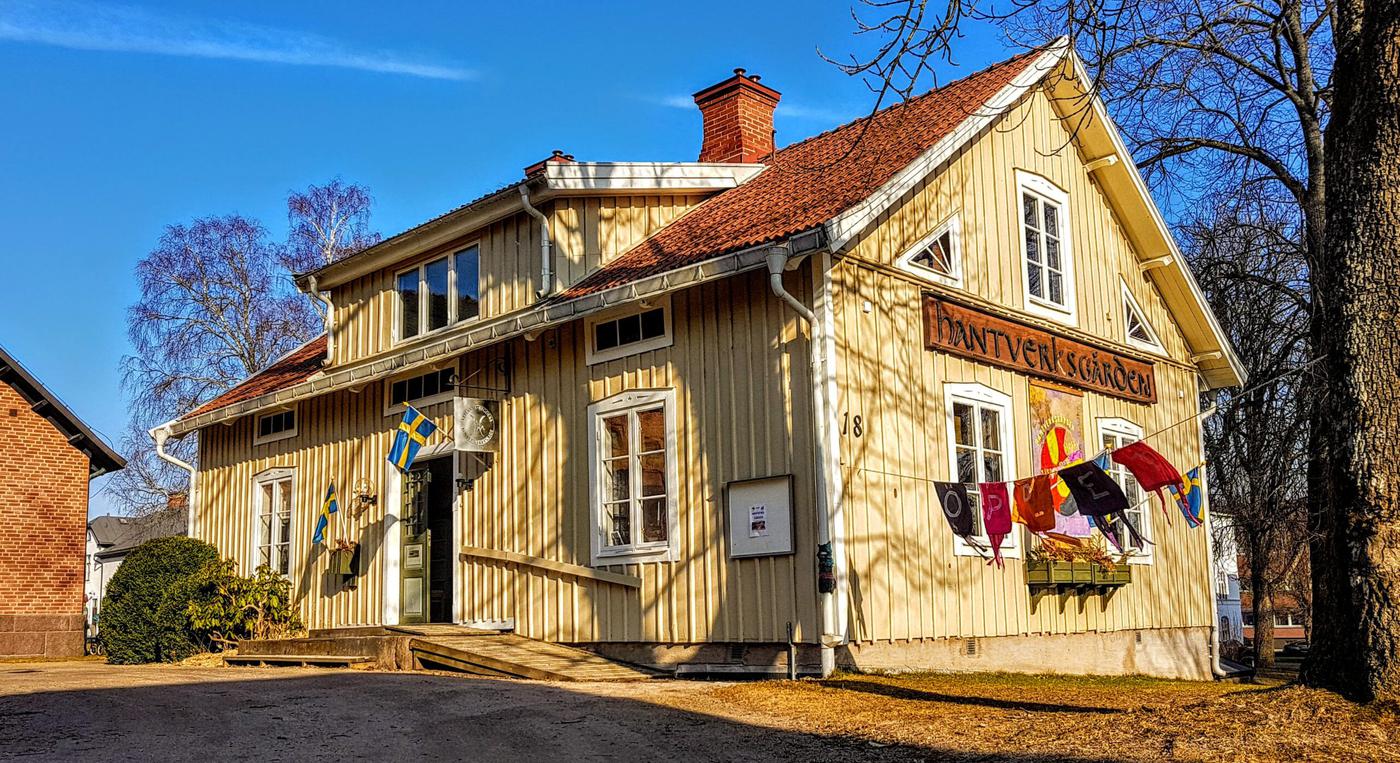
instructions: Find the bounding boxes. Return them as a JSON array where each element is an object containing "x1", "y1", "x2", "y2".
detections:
[{"x1": 0, "y1": 663, "x2": 1141, "y2": 762}]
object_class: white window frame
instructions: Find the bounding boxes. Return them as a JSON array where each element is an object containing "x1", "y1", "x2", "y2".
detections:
[
  {"x1": 1097, "y1": 417, "x2": 1152, "y2": 564},
  {"x1": 384, "y1": 365, "x2": 457, "y2": 417},
  {"x1": 895, "y1": 213, "x2": 963, "y2": 288},
  {"x1": 587, "y1": 388, "x2": 679, "y2": 565},
  {"x1": 944, "y1": 382, "x2": 1021, "y2": 559},
  {"x1": 1120, "y1": 278, "x2": 1165, "y2": 354},
  {"x1": 1015, "y1": 170, "x2": 1077, "y2": 325},
  {"x1": 251, "y1": 467, "x2": 295, "y2": 577},
  {"x1": 394, "y1": 242, "x2": 482, "y2": 344},
  {"x1": 252, "y1": 406, "x2": 298, "y2": 446},
  {"x1": 585, "y1": 296, "x2": 674, "y2": 365}
]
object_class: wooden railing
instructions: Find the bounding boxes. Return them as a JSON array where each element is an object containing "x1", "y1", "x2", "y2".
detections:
[{"x1": 459, "y1": 545, "x2": 642, "y2": 589}]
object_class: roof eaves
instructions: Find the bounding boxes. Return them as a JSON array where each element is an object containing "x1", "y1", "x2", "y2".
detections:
[{"x1": 0, "y1": 344, "x2": 125, "y2": 477}]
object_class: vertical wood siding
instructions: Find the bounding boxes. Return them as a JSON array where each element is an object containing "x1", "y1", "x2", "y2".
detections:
[
  {"x1": 328, "y1": 196, "x2": 707, "y2": 367},
  {"x1": 832, "y1": 86, "x2": 1213, "y2": 643},
  {"x1": 197, "y1": 269, "x2": 820, "y2": 643}
]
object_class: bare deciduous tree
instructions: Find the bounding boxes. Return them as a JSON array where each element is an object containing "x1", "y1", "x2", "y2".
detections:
[
  {"x1": 107, "y1": 214, "x2": 320, "y2": 515},
  {"x1": 281, "y1": 178, "x2": 381, "y2": 275}
]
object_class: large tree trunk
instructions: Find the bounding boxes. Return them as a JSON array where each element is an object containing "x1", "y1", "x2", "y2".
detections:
[
  {"x1": 1302, "y1": 0, "x2": 1400, "y2": 702},
  {"x1": 1253, "y1": 573, "x2": 1277, "y2": 670}
]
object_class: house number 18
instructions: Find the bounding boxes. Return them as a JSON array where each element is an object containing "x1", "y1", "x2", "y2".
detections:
[{"x1": 842, "y1": 412, "x2": 864, "y2": 438}]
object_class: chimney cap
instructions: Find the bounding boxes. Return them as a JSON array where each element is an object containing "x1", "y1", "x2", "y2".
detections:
[
  {"x1": 693, "y1": 68, "x2": 781, "y2": 105},
  {"x1": 523, "y1": 150, "x2": 576, "y2": 177}
]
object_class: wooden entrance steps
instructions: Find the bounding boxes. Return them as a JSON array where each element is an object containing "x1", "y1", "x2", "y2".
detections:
[{"x1": 388, "y1": 625, "x2": 656, "y2": 681}]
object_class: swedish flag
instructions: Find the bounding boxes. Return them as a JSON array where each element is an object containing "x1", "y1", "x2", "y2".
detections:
[
  {"x1": 1170, "y1": 467, "x2": 1205, "y2": 528},
  {"x1": 387, "y1": 405, "x2": 437, "y2": 473},
  {"x1": 313, "y1": 482, "x2": 339, "y2": 545}
]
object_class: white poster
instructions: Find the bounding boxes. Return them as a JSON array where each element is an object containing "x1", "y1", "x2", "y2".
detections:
[{"x1": 748, "y1": 505, "x2": 768, "y2": 538}]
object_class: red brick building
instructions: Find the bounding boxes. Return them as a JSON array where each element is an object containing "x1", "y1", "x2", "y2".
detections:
[{"x1": 0, "y1": 345, "x2": 124, "y2": 657}]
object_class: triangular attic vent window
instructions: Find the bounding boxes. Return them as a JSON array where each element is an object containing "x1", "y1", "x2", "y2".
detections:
[
  {"x1": 1122, "y1": 284, "x2": 1161, "y2": 350},
  {"x1": 909, "y1": 229, "x2": 956, "y2": 279}
]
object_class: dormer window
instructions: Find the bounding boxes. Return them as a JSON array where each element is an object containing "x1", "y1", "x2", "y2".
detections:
[
  {"x1": 397, "y1": 244, "x2": 481, "y2": 341},
  {"x1": 896, "y1": 215, "x2": 962, "y2": 286}
]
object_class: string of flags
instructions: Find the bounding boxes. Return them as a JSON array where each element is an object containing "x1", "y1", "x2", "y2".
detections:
[{"x1": 934, "y1": 439, "x2": 1206, "y2": 567}]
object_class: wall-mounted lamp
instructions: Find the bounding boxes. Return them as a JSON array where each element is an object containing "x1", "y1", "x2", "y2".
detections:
[
  {"x1": 352, "y1": 478, "x2": 378, "y2": 514},
  {"x1": 455, "y1": 476, "x2": 475, "y2": 493}
]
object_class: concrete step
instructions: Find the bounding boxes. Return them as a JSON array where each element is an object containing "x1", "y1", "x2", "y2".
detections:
[{"x1": 225, "y1": 654, "x2": 374, "y2": 667}]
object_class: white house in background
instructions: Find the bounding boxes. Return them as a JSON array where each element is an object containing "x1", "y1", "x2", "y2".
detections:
[
  {"x1": 84, "y1": 504, "x2": 187, "y2": 634},
  {"x1": 1212, "y1": 515, "x2": 1243, "y2": 644}
]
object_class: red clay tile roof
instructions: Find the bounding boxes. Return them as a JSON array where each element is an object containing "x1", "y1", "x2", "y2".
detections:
[
  {"x1": 186, "y1": 335, "x2": 328, "y2": 418},
  {"x1": 558, "y1": 49, "x2": 1042, "y2": 298}
]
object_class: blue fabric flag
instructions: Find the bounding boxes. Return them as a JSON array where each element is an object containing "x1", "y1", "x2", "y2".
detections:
[
  {"x1": 313, "y1": 482, "x2": 338, "y2": 545},
  {"x1": 1170, "y1": 467, "x2": 1205, "y2": 528},
  {"x1": 387, "y1": 405, "x2": 437, "y2": 473}
]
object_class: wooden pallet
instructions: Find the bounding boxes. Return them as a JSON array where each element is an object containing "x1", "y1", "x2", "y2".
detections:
[
  {"x1": 389, "y1": 627, "x2": 654, "y2": 681},
  {"x1": 225, "y1": 654, "x2": 374, "y2": 668}
]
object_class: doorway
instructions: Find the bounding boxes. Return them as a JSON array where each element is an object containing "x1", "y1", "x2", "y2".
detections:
[{"x1": 400, "y1": 455, "x2": 456, "y2": 624}]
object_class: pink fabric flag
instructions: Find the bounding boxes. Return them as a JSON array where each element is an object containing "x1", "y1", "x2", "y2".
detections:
[{"x1": 979, "y1": 481, "x2": 1013, "y2": 567}]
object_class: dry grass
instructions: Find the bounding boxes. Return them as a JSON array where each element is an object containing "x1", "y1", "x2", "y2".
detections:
[{"x1": 681, "y1": 672, "x2": 1400, "y2": 761}]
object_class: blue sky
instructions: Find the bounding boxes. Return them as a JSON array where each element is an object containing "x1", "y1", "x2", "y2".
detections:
[{"x1": 0, "y1": 1, "x2": 1010, "y2": 515}]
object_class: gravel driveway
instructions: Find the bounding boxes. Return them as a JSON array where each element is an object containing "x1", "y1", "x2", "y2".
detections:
[{"x1": 0, "y1": 661, "x2": 919, "y2": 762}]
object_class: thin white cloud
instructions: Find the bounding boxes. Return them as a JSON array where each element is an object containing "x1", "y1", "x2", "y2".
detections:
[
  {"x1": 0, "y1": 0, "x2": 475, "y2": 81},
  {"x1": 654, "y1": 93, "x2": 848, "y2": 123}
]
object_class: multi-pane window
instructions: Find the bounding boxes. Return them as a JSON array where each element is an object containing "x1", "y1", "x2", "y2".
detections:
[
  {"x1": 1023, "y1": 190, "x2": 1066, "y2": 307},
  {"x1": 389, "y1": 368, "x2": 455, "y2": 407},
  {"x1": 254, "y1": 409, "x2": 296, "y2": 444},
  {"x1": 899, "y1": 217, "x2": 961, "y2": 284},
  {"x1": 397, "y1": 245, "x2": 481, "y2": 340},
  {"x1": 1100, "y1": 422, "x2": 1149, "y2": 557},
  {"x1": 255, "y1": 472, "x2": 293, "y2": 576},
  {"x1": 951, "y1": 398, "x2": 1007, "y2": 538},
  {"x1": 590, "y1": 390, "x2": 675, "y2": 562},
  {"x1": 587, "y1": 300, "x2": 673, "y2": 364}
]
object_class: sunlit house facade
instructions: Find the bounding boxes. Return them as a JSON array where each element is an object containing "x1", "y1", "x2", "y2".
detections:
[{"x1": 161, "y1": 41, "x2": 1244, "y2": 679}]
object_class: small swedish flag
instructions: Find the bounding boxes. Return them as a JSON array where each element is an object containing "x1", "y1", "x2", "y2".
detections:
[
  {"x1": 1170, "y1": 467, "x2": 1205, "y2": 528},
  {"x1": 313, "y1": 482, "x2": 339, "y2": 545},
  {"x1": 387, "y1": 405, "x2": 437, "y2": 473}
]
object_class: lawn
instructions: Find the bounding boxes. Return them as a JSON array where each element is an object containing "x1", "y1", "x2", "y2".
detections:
[{"x1": 679, "y1": 671, "x2": 1400, "y2": 761}]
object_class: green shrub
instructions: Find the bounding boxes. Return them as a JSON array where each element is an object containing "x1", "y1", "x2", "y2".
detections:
[
  {"x1": 100, "y1": 536, "x2": 220, "y2": 664},
  {"x1": 184, "y1": 560, "x2": 304, "y2": 649}
]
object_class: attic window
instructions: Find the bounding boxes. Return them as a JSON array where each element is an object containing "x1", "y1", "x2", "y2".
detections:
[
  {"x1": 1121, "y1": 281, "x2": 1163, "y2": 353},
  {"x1": 896, "y1": 216, "x2": 962, "y2": 286},
  {"x1": 254, "y1": 409, "x2": 297, "y2": 445},
  {"x1": 586, "y1": 297, "x2": 674, "y2": 365}
]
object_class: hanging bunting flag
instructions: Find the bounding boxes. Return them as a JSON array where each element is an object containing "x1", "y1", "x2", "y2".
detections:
[
  {"x1": 387, "y1": 404, "x2": 437, "y2": 473},
  {"x1": 934, "y1": 482, "x2": 976, "y2": 538},
  {"x1": 979, "y1": 481, "x2": 1013, "y2": 566},
  {"x1": 1012, "y1": 475, "x2": 1057, "y2": 533},
  {"x1": 1058, "y1": 461, "x2": 1129, "y2": 518},
  {"x1": 313, "y1": 482, "x2": 339, "y2": 546},
  {"x1": 1169, "y1": 467, "x2": 1206, "y2": 528},
  {"x1": 1111, "y1": 441, "x2": 1185, "y2": 516}
]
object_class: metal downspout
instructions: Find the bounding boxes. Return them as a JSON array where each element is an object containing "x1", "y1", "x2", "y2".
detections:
[
  {"x1": 151, "y1": 424, "x2": 196, "y2": 538},
  {"x1": 519, "y1": 185, "x2": 555, "y2": 298},
  {"x1": 766, "y1": 246, "x2": 843, "y2": 677},
  {"x1": 306, "y1": 274, "x2": 335, "y2": 366}
]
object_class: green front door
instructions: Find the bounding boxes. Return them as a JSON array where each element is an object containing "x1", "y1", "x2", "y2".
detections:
[{"x1": 400, "y1": 467, "x2": 431, "y2": 625}]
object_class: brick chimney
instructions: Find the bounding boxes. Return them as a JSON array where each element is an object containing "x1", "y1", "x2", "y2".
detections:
[{"x1": 693, "y1": 68, "x2": 781, "y2": 164}]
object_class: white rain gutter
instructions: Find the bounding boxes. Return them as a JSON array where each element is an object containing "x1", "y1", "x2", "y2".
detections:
[
  {"x1": 766, "y1": 245, "x2": 846, "y2": 677},
  {"x1": 519, "y1": 185, "x2": 555, "y2": 298},
  {"x1": 306, "y1": 274, "x2": 335, "y2": 366},
  {"x1": 151, "y1": 424, "x2": 196, "y2": 539}
]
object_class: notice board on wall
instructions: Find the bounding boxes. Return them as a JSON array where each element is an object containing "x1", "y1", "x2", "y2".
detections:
[{"x1": 726, "y1": 474, "x2": 794, "y2": 558}]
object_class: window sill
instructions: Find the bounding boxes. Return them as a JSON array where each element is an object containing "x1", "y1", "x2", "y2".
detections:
[
  {"x1": 253, "y1": 429, "x2": 298, "y2": 447},
  {"x1": 384, "y1": 392, "x2": 456, "y2": 418},
  {"x1": 594, "y1": 545, "x2": 674, "y2": 566},
  {"x1": 1023, "y1": 296, "x2": 1077, "y2": 326}
]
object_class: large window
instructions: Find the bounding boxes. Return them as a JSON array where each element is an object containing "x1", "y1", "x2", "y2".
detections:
[
  {"x1": 896, "y1": 215, "x2": 962, "y2": 286},
  {"x1": 944, "y1": 383, "x2": 1019, "y2": 557},
  {"x1": 1098, "y1": 418, "x2": 1150, "y2": 562},
  {"x1": 254, "y1": 469, "x2": 294, "y2": 576},
  {"x1": 588, "y1": 389, "x2": 678, "y2": 564},
  {"x1": 585, "y1": 297, "x2": 673, "y2": 365},
  {"x1": 1017, "y1": 172, "x2": 1075, "y2": 323},
  {"x1": 397, "y1": 244, "x2": 481, "y2": 341}
]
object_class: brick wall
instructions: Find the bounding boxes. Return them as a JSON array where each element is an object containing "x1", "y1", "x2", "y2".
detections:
[{"x1": 0, "y1": 381, "x2": 91, "y2": 657}]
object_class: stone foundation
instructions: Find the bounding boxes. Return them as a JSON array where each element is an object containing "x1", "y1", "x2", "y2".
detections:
[
  {"x1": 0, "y1": 613, "x2": 85, "y2": 658},
  {"x1": 840, "y1": 626, "x2": 1214, "y2": 681}
]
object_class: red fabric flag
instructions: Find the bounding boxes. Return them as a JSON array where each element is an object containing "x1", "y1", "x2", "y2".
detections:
[
  {"x1": 1111, "y1": 441, "x2": 1185, "y2": 517},
  {"x1": 1012, "y1": 475, "x2": 1057, "y2": 534},
  {"x1": 980, "y1": 481, "x2": 1013, "y2": 567}
]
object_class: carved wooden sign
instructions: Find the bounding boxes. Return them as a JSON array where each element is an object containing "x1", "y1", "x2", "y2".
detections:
[{"x1": 923, "y1": 296, "x2": 1157, "y2": 404}]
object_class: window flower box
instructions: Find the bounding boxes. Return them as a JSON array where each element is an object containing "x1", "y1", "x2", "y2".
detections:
[
  {"x1": 1092, "y1": 565, "x2": 1132, "y2": 587},
  {"x1": 1026, "y1": 559, "x2": 1128, "y2": 589}
]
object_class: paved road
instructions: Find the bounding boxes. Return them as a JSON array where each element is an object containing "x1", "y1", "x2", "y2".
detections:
[{"x1": 0, "y1": 662, "x2": 914, "y2": 762}]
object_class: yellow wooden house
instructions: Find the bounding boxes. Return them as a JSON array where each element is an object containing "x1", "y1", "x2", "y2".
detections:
[{"x1": 158, "y1": 40, "x2": 1243, "y2": 679}]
